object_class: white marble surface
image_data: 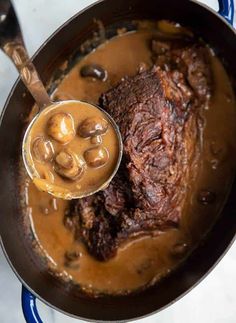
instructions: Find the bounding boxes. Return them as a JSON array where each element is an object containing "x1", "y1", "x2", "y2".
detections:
[{"x1": 0, "y1": 0, "x2": 236, "y2": 322}]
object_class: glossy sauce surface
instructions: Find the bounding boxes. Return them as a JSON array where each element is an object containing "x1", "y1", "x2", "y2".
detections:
[{"x1": 23, "y1": 30, "x2": 236, "y2": 295}]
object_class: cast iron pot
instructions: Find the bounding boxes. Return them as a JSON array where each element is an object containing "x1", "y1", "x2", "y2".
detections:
[{"x1": 0, "y1": 0, "x2": 235, "y2": 322}]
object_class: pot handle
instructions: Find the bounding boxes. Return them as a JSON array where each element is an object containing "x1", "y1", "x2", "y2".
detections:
[
  {"x1": 22, "y1": 286, "x2": 43, "y2": 323},
  {"x1": 218, "y1": 0, "x2": 234, "y2": 24}
]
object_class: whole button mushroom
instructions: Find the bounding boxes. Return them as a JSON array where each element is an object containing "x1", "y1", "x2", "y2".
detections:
[
  {"x1": 47, "y1": 112, "x2": 75, "y2": 144},
  {"x1": 54, "y1": 149, "x2": 84, "y2": 180},
  {"x1": 32, "y1": 137, "x2": 54, "y2": 163},
  {"x1": 84, "y1": 146, "x2": 109, "y2": 168},
  {"x1": 78, "y1": 117, "x2": 108, "y2": 138},
  {"x1": 80, "y1": 64, "x2": 107, "y2": 81}
]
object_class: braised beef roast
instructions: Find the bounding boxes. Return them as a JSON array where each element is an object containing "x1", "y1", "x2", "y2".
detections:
[{"x1": 64, "y1": 41, "x2": 211, "y2": 261}]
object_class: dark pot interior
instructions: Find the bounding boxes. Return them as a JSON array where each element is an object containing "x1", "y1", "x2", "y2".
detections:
[{"x1": 0, "y1": 0, "x2": 236, "y2": 321}]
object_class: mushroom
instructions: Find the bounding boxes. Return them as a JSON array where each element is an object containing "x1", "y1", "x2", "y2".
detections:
[
  {"x1": 32, "y1": 137, "x2": 54, "y2": 163},
  {"x1": 80, "y1": 64, "x2": 107, "y2": 81},
  {"x1": 84, "y1": 146, "x2": 109, "y2": 168},
  {"x1": 54, "y1": 149, "x2": 84, "y2": 180},
  {"x1": 47, "y1": 112, "x2": 75, "y2": 144},
  {"x1": 78, "y1": 116, "x2": 108, "y2": 138},
  {"x1": 90, "y1": 135, "x2": 102, "y2": 145}
]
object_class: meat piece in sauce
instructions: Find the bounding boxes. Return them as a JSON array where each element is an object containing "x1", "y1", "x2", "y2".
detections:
[
  {"x1": 64, "y1": 42, "x2": 212, "y2": 261},
  {"x1": 152, "y1": 39, "x2": 211, "y2": 100}
]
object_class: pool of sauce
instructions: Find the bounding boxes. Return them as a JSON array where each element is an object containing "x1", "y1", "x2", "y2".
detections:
[{"x1": 24, "y1": 30, "x2": 236, "y2": 295}]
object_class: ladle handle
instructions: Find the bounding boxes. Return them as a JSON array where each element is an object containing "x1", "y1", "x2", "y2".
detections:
[{"x1": 0, "y1": 0, "x2": 51, "y2": 110}]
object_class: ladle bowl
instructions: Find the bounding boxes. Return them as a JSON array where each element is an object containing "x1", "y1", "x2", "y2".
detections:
[{"x1": 22, "y1": 100, "x2": 123, "y2": 199}]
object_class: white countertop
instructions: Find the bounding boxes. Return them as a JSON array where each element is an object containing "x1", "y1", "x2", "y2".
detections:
[{"x1": 0, "y1": 1, "x2": 235, "y2": 322}]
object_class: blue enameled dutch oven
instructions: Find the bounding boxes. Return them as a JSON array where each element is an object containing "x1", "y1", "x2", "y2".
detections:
[{"x1": 0, "y1": 0, "x2": 235, "y2": 322}]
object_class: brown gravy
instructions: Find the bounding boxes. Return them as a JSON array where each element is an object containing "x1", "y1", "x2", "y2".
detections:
[
  {"x1": 23, "y1": 30, "x2": 236, "y2": 295},
  {"x1": 26, "y1": 101, "x2": 120, "y2": 199}
]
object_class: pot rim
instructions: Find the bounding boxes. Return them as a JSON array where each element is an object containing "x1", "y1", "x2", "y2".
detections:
[{"x1": 0, "y1": 0, "x2": 236, "y2": 321}]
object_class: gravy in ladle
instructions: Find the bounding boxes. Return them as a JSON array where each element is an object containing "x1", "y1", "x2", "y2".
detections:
[{"x1": 25, "y1": 101, "x2": 121, "y2": 199}]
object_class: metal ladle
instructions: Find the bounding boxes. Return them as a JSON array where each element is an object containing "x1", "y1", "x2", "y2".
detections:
[{"x1": 0, "y1": 1, "x2": 123, "y2": 199}]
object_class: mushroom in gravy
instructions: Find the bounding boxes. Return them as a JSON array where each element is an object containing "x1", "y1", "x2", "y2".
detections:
[{"x1": 27, "y1": 101, "x2": 120, "y2": 199}]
